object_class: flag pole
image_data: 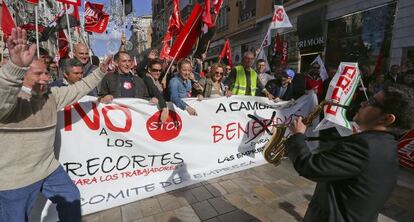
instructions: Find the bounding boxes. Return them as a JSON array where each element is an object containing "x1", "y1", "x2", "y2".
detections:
[
  {"x1": 161, "y1": 12, "x2": 203, "y2": 86},
  {"x1": 35, "y1": 5, "x2": 40, "y2": 58},
  {"x1": 0, "y1": 29, "x2": 3, "y2": 63},
  {"x1": 64, "y1": 4, "x2": 74, "y2": 58}
]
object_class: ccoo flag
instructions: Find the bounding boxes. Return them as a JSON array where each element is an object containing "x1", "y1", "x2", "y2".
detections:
[{"x1": 269, "y1": 5, "x2": 292, "y2": 29}]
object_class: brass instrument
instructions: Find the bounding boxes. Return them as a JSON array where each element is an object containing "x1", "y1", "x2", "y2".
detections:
[{"x1": 263, "y1": 100, "x2": 349, "y2": 166}]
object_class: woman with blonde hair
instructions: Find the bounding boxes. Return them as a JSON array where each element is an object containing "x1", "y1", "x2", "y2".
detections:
[{"x1": 199, "y1": 63, "x2": 227, "y2": 98}]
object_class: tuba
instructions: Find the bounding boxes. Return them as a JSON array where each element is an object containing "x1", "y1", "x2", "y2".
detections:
[{"x1": 263, "y1": 100, "x2": 349, "y2": 166}]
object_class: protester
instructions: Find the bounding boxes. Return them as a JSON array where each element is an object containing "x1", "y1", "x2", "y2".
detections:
[
  {"x1": 22, "y1": 59, "x2": 51, "y2": 94},
  {"x1": 73, "y1": 43, "x2": 97, "y2": 77},
  {"x1": 304, "y1": 63, "x2": 324, "y2": 101},
  {"x1": 224, "y1": 51, "x2": 273, "y2": 99},
  {"x1": 384, "y1": 64, "x2": 403, "y2": 84},
  {"x1": 199, "y1": 63, "x2": 227, "y2": 98},
  {"x1": 142, "y1": 59, "x2": 169, "y2": 122},
  {"x1": 48, "y1": 60, "x2": 59, "y2": 81},
  {"x1": 0, "y1": 27, "x2": 110, "y2": 222},
  {"x1": 169, "y1": 58, "x2": 201, "y2": 116},
  {"x1": 256, "y1": 59, "x2": 274, "y2": 96},
  {"x1": 98, "y1": 51, "x2": 162, "y2": 108},
  {"x1": 136, "y1": 48, "x2": 159, "y2": 77},
  {"x1": 49, "y1": 58, "x2": 98, "y2": 97},
  {"x1": 286, "y1": 83, "x2": 414, "y2": 222},
  {"x1": 401, "y1": 69, "x2": 414, "y2": 88},
  {"x1": 265, "y1": 68, "x2": 296, "y2": 102}
]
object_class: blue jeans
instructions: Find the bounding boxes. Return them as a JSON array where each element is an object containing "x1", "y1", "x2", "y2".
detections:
[{"x1": 0, "y1": 166, "x2": 81, "y2": 222}]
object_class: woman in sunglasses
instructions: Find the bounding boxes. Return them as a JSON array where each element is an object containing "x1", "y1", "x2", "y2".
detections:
[{"x1": 198, "y1": 63, "x2": 228, "y2": 98}]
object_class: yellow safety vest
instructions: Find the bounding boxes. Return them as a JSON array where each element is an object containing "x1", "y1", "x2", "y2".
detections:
[{"x1": 231, "y1": 65, "x2": 257, "y2": 96}]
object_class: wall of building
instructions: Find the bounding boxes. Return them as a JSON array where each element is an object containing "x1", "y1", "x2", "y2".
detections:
[{"x1": 390, "y1": 0, "x2": 414, "y2": 67}]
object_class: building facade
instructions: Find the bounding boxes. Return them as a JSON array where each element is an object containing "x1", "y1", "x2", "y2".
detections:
[
  {"x1": 151, "y1": 0, "x2": 414, "y2": 74},
  {"x1": 129, "y1": 15, "x2": 153, "y2": 58}
]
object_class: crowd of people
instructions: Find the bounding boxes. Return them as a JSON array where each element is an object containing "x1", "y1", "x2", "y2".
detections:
[{"x1": 1, "y1": 27, "x2": 414, "y2": 222}]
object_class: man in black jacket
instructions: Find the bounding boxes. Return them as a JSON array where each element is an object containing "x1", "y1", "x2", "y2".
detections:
[
  {"x1": 286, "y1": 84, "x2": 414, "y2": 222},
  {"x1": 98, "y1": 52, "x2": 168, "y2": 122}
]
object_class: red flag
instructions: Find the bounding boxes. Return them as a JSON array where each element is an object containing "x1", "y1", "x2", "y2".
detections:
[
  {"x1": 169, "y1": 3, "x2": 203, "y2": 60},
  {"x1": 160, "y1": 32, "x2": 173, "y2": 61},
  {"x1": 56, "y1": 0, "x2": 81, "y2": 6},
  {"x1": 168, "y1": 0, "x2": 184, "y2": 37},
  {"x1": 84, "y1": 2, "x2": 109, "y2": 33},
  {"x1": 25, "y1": 0, "x2": 39, "y2": 4},
  {"x1": 218, "y1": 39, "x2": 232, "y2": 67},
  {"x1": 213, "y1": 0, "x2": 223, "y2": 14},
  {"x1": 202, "y1": 0, "x2": 214, "y2": 33},
  {"x1": 1, "y1": 3, "x2": 16, "y2": 39},
  {"x1": 58, "y1": 31, "x2": 69, "y2": 59},
  {"x1": 274, "y1": 33, "x2": 283, "y2": 53},
  {"x1": 280, "y1": 40, "x2": 288, "y2": 65}
]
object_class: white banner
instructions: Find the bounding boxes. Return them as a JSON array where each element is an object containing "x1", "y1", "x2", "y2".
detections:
[
  {"x1": 315, "y1": 62, "x2": 361, "y2": 136},
  {"x1": 36, "y1": 94, "x2": 318, "y2": 220}
]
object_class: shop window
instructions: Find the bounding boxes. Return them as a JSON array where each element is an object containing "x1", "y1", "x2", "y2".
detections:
[{"x1": 326, "y1": 3, "x2": 396, "y2": 75}]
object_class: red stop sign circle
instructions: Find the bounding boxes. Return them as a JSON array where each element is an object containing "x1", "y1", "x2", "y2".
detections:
[{"x1": 146, "y1": 110, "x2": 182, "y2": 142}]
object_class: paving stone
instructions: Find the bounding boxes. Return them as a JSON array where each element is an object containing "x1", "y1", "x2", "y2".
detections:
[
  {"x1": 153, "y1": 210, "x2": 176, "y2": 222},
  {"x1": 204, "y1": 183, "x2": 227, "y2": 197},
  {"x1": 140, "y1": 197, "x2": 163, "y2": 217},
  {"x1": 387, "y1": 185, "x2": 414, "y2": 213},
  {"x1": 136, "y1": 216, "x2": 156, "y2": 222},
  {"x1": 217, "y1": 209, "x2": 259, "y2": 222},
  {"x1": 190, "y1": 186, "x2": 214, "y2": 201},
  {"x1": 82, "y1": 212, "x2": 101, "y2": 222},
  {"x1": 191, "y1": 200, "x2": 219, "y2": 220},
  {"x1": 223, "y1": 193, "x2": 252, "y2": 209},
  {"x1": 174, "y1": 206, "x2": 201, "y2": 222},
  {"x1": 157, "y1": 193, "x2": 182, "y2": 211},
  {"x1": 100, "y1": 207, "x2": 122, "y2": 222},
  {"x1": 243, "y1": 203, "x2": 277, "y2": 222},
  {"x1": 204, "y1": 218, "x2": 221, "y2": 222},
  {"x1": 264, "y1": 179, "x2": 297, "y2": 196},
  {"x1": 121, "y1": 202, "x2": 143, "y2": 222},
  {"x1": 169, "y1": 189, "x2": 198, "y2": 205},
  {"x1": 208, "y1": 197, "x2": 237, "y2": 214},
  {"x1": 219, "y1": 180, "x2": 243, "y2": 193},
  {"x1": 253, "y1": 186, "x2": 278, "y2": 202}
]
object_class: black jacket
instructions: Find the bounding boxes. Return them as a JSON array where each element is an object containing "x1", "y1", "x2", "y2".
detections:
[
  {"x1": 265, "y1": 79, "x2": 294, "y2": 100},
  {"x1": 286, "y1": 131, "x2": 398, "y2": 222}
]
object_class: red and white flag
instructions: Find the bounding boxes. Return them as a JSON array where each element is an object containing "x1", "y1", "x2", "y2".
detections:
[
  {"x1": 160, "y1": 32, "x2": 172, "y2": 61},
  {"x1": 262, "y1": 29, "x2": 271, "y2": 47},
  {"x1": 272, "y1": 32, "x2": 283, "y2": 56},
  {"x1": 168, "y1": 0, "x2": 184, "y2": 37},
  {"x1": 202, "y1": 0, "x2": 214, "y2": 33},
  {"x1": 84, "y1": 2, "x2": 109, "y2": 33},
  {"x1": 25, "y1": 0, "x2": 39, "y2": 4},
  {"x1": 169, "y1": 3, "x2": 203, "y2": 60},
  {"x1": 213, "y1": 0, "x2": 223, "y2": 14},
  {"x1": 218, "y1": 39, "x2": 232, "y2": 67},
  {"x1": 398, "y1": 129, "x2": 414, "y2": 169},
  {"x1": 57, "y1": 0, "x2": 81, "y2": 6},
  {"x1": 269, "y1": 5, "x2": 292, "y2": 30},
  {"x1": 280, "y1": 41, "x2": 288, "y2": 65},
  {"x1": 1, "y1": 2, "x2": 16, "y2": 39}
]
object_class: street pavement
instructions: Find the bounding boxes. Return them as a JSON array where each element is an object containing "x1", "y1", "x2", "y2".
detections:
[{"x1": 83, "y1": 160, "x2": 414, "y2": 222}]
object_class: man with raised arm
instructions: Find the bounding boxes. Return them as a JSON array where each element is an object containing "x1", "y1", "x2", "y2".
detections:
[{"x1": 0, "y1": 28, "x2": 110, "y2": 222}]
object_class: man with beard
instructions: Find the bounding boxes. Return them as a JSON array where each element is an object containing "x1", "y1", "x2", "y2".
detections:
[{"x1": 285, "y1": 84, "x2": 414, "y2": 222}]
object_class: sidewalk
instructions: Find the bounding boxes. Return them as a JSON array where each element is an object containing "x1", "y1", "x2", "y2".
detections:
[{"x1": 83, "y1": 160, "x2": 414, "y2": 222}]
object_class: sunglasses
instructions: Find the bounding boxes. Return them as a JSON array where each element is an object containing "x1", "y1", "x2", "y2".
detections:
[
  {"x1": 366, "y1": 97, "x2": 384, "y2": 109},
  {"x1": 215, "y1": 71, "x2": 224, "y2": 75},
  {"x1": 151, "y1": 69, "x2": 162, "y2": 72}
]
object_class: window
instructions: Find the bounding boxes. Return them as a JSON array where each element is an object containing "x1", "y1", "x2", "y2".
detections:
[
  {"x1": 326, "y1": 3, "x2": 396, "y2": 74},
  {"x1": 217, "y1": 5, "x2": 228, "y2": 31},
  {"x1": 238, "y1": 0, "x2": 256, "y2": 23}
]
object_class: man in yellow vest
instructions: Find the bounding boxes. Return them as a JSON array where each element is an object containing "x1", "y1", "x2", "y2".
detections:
[{"x1": 224, "y1": 51, "x2": 273, "y2": 99}]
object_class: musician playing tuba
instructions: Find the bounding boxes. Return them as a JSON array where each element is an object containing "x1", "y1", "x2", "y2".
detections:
[{"x1": 285, "y1": 84, "x2": 414, "y2": 222}]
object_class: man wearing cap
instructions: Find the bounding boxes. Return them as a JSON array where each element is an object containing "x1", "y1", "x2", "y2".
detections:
[{"x1": 265, "y1": 69, "x2": 296, "y2": 102}]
